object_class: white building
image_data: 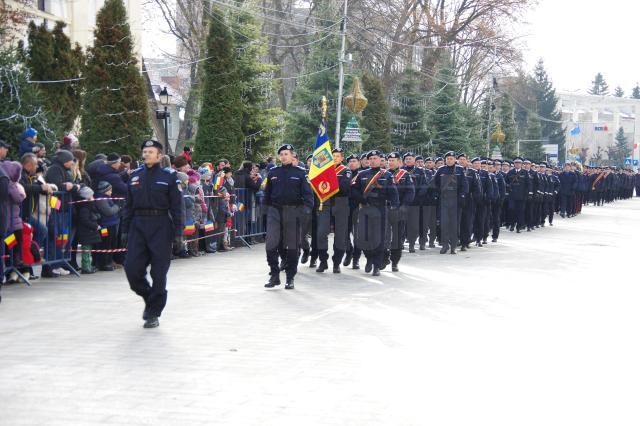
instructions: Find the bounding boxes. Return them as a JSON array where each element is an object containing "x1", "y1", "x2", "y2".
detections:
[
  {"x1": 6, "y1": 0, "x2": 142, "y2": 56},
  {"x1": 558, "y1": 92, "x2": 640, "y2": 166}
]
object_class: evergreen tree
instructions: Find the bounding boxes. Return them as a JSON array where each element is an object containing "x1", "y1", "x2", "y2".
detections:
[
  {"x1": 80, "y1": 0, "x2": 150, "y2": 158},
  {"x1": 522, "y1": 113, "x2": 545, "y2": 162},
  {"x1": 0, "y1": 48, "x2": 60, "y2": 149},
  {"x1": 392, "y1": 68, "x2": 429, "y2": 151},
  {"x1": 532, "y1": 60, "x2": 566, "y2": 162},
  {"x1": 230, "y1": 3, "x2": 283, "y2": 160},
  {"x1": 632, "y1": 84, "x2": 640, "y2": 99},
  {"x1": 614, "y1": 86, "x2": 624, "y2": 97},
  {"x1": 23, "y1": 21, "x2": 84, "y2": 132},
  {"x1": 361, "y1": 72, "x2": 391, "y2": 152},
  {"x1": 285, "y1": 7, "x2": 342, "y2": 154},
  {"x1": 588, "y1": 72, "x2": 609, "y2": 95},
  {"x1": 497, "y1": 94, "x2": 517, "y2": 159},
  {"x1": 461, "y1": 104, "x2": 485, "y2": 157},
  {"x1": 613, "y1": 127, "x2": 631, "y2": 167},
  {"x1": 194, "y1": 7, "x2": 244, "y2": 165}
]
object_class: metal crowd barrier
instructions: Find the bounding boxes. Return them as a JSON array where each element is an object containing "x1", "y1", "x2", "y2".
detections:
[
  {"x1": 232, "y1": 188, "x2": 266, "y2": 248},
  {"x1": 5, "y1": 191, "x2": 79, "y2": 286}
]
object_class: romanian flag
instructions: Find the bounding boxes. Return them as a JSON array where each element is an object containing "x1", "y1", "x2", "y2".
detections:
[
  {"x1": 308, "y1": 119, "x2": 339, "y2": 203},
  {"x1": 213, "y1": 175, "x2": 225, "y2": 191},
  {"x1": 184, "y1": 220, "x2": 196, "y2": 236},
  {"x1": 4, "y1": 233, "x2": 17, "y2": 249},
  {"x1": 204, "y1": 221, "x2": 215, "y2": 233},
  {"x1": 49, "y1": 195, "x2": 61, "y2": 210},
  {"x1": 56, "y1": 232, "x2": 69, "y2": 248},
  {"x1": 260, "y1": 176, "x2": 268, "y2": 191},
  {"x1": 100, "y1": 228, "x2": 109, "y2": 238}
]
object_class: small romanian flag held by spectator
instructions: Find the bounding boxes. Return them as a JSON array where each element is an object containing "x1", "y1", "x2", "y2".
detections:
[
  {"x1": 100, "y1": 228, "x2": 109, "y2": 238},
  {"x1": 260, "y1": 176, "x2": 268, "y2": 190},
  {"x1": 213, "y1": 175, "x2": 224, "y2": 190},
  {"x1": 204, "y1": 221, "x2": 214, "y2": 233},
  {"x1": 238, "y1": 202, "x2": 245, "y2": 212},
  {"x1": 56, "y1": 232, "x2": 69, "y2": 248},
  {"x1": 184, "y1": 220, "x2": 196, "y2": 236},
  {"x1": 49, "y1": 195, "x2": 61, "y2": 210},
  {"x1": 4, "y1": 233, "x2": 17, "y2": 249}
]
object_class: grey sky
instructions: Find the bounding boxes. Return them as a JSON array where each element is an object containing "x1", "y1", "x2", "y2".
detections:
[
  {"x1": 522, "y1": 0, "x2": 640, "y2": 95},
  {"x1": 143, "y1": 0, "x2": 640, "y2": 95}
]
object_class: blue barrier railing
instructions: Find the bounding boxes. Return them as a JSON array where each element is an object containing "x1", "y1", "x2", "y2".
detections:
[{"x1": 233, "y1": 188, "x2": 266, "y2": 248}]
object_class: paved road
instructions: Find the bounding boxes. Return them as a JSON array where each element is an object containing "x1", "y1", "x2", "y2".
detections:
[{"x1": 1, "y1": 200, "x2": 639, "y2": 426}]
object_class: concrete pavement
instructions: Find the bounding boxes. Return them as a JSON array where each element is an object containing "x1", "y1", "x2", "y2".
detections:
[{"x1": 1, "y1": 199, "x2": 639, "y2": 425}]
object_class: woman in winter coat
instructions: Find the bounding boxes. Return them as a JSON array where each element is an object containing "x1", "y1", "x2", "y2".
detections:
[{"x1": 1, "y1": 161, "x2": 27, "y2": 282}]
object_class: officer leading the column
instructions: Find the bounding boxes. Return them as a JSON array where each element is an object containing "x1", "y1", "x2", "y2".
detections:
[
  {"x1": 122, "y1": 139, "x2": 184, "y2": 329},
  {"x1": 264, "y1": 144, "x2": 314, "y2": 290}
]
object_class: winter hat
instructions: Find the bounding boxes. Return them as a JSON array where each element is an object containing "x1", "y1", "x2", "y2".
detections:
[
  {"x1": 107, "y1": 153, "x2": 121, "y2": 164},
  {"x1": 222, "y1": 166, "x2": 231, "y2": 174},
  {"x1": 174, "y1": 155, "x2": 189, "y2": 169},
  {"x1": 62, "y1": 133, "x2": 78, "y2": 146},
  {"x1": 97, "y1": 181, "x2": 112, "y2": 193},
  {"x1": 78, "y1": 186, "x2": 94, "y2": 200},
  {"x1": 23, "y1": 127, "x2": 38, "y2": 139},
  {"x1": 94, "y1": 153, "x2": 107, "y2": 161},
  {"x1": 56, "y1": 149, "x2": 75, "y2": 164},
  {"x1": 188, "y1": 171, "x2": 201, "y2": 184},
  {"x1": 176, "y1": 172, "x2": 189, "y2": 184}
]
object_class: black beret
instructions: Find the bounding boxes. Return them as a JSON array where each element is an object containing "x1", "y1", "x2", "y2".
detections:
[
  {"x1": 346, "y1": 154, "x2": 357, "y2": 162},
  {"x1": 402, "y1": 152, "x2": 415, "y2": 160},
  {"x1": 141, "y1": 139, "x2": 163, "y2": 151},
  {"x1": 456, "y1": 153, "x2": 466, "y2": 159},
  {"x1": 425, "y1": 157, "x2": 433, "y2": 161},
  {"x1": 387, "y1": 152, "x2": 401, "y2": 159},
  {"x1": 359, "y1": 153, "x2": 368, "y2": 160},
  {"x1": 435, "y1": 157, "x2": 444, "y2": 162},
  {"x1": 470, "y1": 157, "x2": 481, "y2": 163},
  {"x1": 480, "y1": 159, "x2": 488, "y2": 165},
  {"x1": 493, "y1": 159, "x2": 502, "y2": 164},
  {"x1": 332, "y1": 147, "x2": 344, "y2": 154},
  {"x1": 444, "y1": 151, "x2": 456, "y2": 159},
  {"x1": 367, "y1": 150, "x2": 383, "y2": 159},
  {"x1": 278, "y1": 144, "x2": 294, "y2": 154},
  {"x1": 306, "y1": 154, "x2": 313, "y2": 161},
  {"x1": 415, "y1": 155, "x2": 424, "y2": 161}
]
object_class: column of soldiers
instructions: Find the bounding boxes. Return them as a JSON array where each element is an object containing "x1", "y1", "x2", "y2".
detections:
[{"x1": 262, "y1": 144, "x2": 635, "y2": 287}]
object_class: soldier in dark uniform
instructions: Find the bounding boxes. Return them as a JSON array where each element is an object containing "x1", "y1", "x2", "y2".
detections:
[
  {"x1": 264, "y1": 145, "x2": 314, "y2": 289},
  {"x1": 459, "y1": 154, "x2": 481, "y2": 250},
  {"x1": 350, "y1": 150, "x2": 399, "y2": 276},
  {"x1": 420, "y1": 157, "x2": 438, "y2": 249},
  {"x1": 385, "y1": 152, "x2": 414, "y2": 272},
  {"x1": 522, "y1": 159, "x2": 537, "y2": 231},
  {"x1": 314, "y1": 148, "x2": 352, "y2": 273},
  {"x1": 343, "y1": 154, "x2": 361, "y2": 269},
  {"x1": 506, "y1": 157, "x2": 529, "y2": 233},
  {"x1": 558, "y1": 162, "x2": 577, "y2": 218},
  {"x1": 490, "y1": 160, "x2": 506, "y2": 242},
  {"x1": 434, "y1": 151, "x2": 468, "y2": 254},
  {"x1": 483, "y1": 160, "x2": 499, "y2": 244},
  {"x1": 401, "y1": 152, "x2": 425, "y2": 253},
  {"x1": 471, "y1": 157, "x2": 491, "y2": 246},
  {"x1": 545, "y1": 165, "x2": 559, "y2": 225},
  {"x1": 122, "y1": 140, "x2": 184, "y2": 329}
]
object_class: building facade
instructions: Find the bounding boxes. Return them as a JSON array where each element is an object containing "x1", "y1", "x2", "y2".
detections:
[
  {"x1": 558, "y1": 92, "x2": 640, "y2": 167},
  {"x1": 6, "y1": 0, "x2": 142, "y2": 56}
]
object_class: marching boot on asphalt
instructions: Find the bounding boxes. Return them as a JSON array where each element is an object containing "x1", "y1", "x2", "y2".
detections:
[
  {"x1": 342, "y1": 252, "x2": 352, "y2": 267},
  {"x1": 316, "y1": 260, "x2": 328, "y2": 273},
  {"x1": 372, "y1": 266, "x2": 381, "y2": 276},
  {"x1": 365, "y1": 261, "x2": 373, "y2": 273},
  {"x1": 309, "y1": 255, "x2": 317, "y2": 268},
  {"x1": 143, "y1": 317, "x2": 159, "y2": 328},
  {"x1": 391, "y1": 262, "x2": 399, "y2": 272},
  {"x1": 300, "y1": 249, "x2": 309, "y2": 264},
  {"x1": 351, "y1": 259, "x2": 360, "y2": 270},
  {"x1": 333, "y1": 262, "x2": 341, "y2": 273},
  {"x1": 285, "y1": 277, "x2": 295, "y2": 290},
  {"x1": 264, "y1": 271, "x2": 281, "y2": 288}
]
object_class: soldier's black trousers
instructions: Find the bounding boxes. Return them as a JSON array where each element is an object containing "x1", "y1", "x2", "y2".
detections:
[
  {"x1": 125, "y1": 216, "x2": 173, "y2": 318},
  {"x1": 491, "y1": 200, "x2": 502, "y2": 240},
  {"x1": 266, "y1": 206, "x2": 303, "y2": 279},
  {"x1": 509, "y1": 199, "x2": 526, "y2": 230}
]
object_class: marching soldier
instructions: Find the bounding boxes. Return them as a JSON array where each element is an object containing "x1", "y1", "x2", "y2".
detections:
[
  {"x1": 314, "y1": 148, "x2": 352, "y2": 273},
  {"x1": 122, "y1": 139, "x2": 184, "y2": 329},
  {"x1": 420, "y1": 157, "x2": 439, "y2": 249},
  {"x1": 506, "y1": 157, "x2": 530, "y2": 232},
  {"x1": 490, "y1": 160, "x2": 506, "y2": 242},
  {"x1": 343, "y1": 154, "x2": 362, "y2": 269},
  {"x1": 350, "y1": 150, "x2": 399, "y2": 276},
  {"x1": 434, "y1": 151, "x2": 468, "y2": 254},
  {"x1": 471, "y1": 158, "x2": 491, "y2": 246},
  {"x1": 459, "y1": 154, "x2": 481, "y2": 251},
  {"x1": 402, "y1": 152, "x2": 426, "y2": 252},
  {"x1": 264, "y1": 144, "x2": 314, "y2": 290},
  {"x1": 385, "y1": 152, "x2": 415, "y2": 272}
]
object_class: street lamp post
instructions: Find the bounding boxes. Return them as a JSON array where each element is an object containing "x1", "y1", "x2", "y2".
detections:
[{"x1": 157, "y1": 86, "x2": 172, "y2": 151}]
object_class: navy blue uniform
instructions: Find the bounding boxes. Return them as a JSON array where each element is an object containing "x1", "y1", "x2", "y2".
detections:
[
  {"x1": 434, "y1": 165, "x2": 468, "y2": 252},
  {"x1": 492, "y1": 171, "x2": 506, "y2": 241},
  {"x1": 264, "y1": 164, "x2": 314, "y2": 280},
  {"x1": 558, "y1": 171, "x2": 577, "y2": 216},
  {"x1": 386, "y1": 168, "x2": 415, "y2": 266},
  {"x1": 506, "y1": 167, "x2": 530, "y2": 231},
  {"x1": 351, "y1": 167, "x2": 399, "y2": 269},
  {"x1": 461, "y1": 168, "x2": 481, "y2": 247},
  {"x1": 402, "y1": 166, "x2": 425, "y2": 250},
  {"x1": 122, "y1": 164, "x2": 184, "y2": 319},
  {"x1": 474, "y1": 169, "x2": 492, "y2": 243}
]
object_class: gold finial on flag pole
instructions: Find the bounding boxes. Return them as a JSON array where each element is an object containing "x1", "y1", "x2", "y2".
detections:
[{"x1": 321, "y1": 96, "x2": 327, "y2": 120}]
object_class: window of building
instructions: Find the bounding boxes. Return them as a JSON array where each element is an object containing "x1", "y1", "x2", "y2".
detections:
[{"x1": 37, "y1": 0, "x2": 45, "y2": 11}]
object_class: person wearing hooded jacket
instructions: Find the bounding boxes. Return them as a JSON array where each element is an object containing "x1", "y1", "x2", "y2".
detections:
[
  {"x1": 19, "y1": 128, "x2": 38, "y2": 157},
  {"x1": 93, "y1": 153, "x2": 128, "y2": 198}
]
